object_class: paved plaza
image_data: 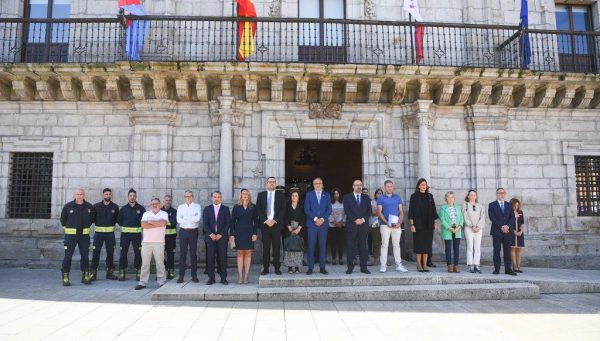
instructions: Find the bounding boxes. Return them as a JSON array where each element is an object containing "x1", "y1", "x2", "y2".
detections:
[{"x1": 0, "y1": 267, "x2": 599, "y2": 340}]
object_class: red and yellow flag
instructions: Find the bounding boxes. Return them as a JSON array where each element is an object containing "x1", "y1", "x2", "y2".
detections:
[{"x1": 237, "y1": 0, "x2": 257, "y2": 61}]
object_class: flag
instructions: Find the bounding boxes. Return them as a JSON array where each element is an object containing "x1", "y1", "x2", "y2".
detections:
[
  {"x1": 519, "y1": 0, "x2": 532, "y2": 67},
  {"x1": 118, "y1": 0, "x2": 147, "y2": 61},
  {"x1": 237, "y1": 0, "x2": 257, "y2": 61},
  {"x1": 404, "y1": 0, "x2": 424, "y2": 63}
]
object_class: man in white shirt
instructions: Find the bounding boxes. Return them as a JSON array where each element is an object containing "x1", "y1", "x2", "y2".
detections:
[
  {"x1": 135, "y1": 198, "x2": 169, "y2": 290},
  {"x1": 176, "y1": 190, "x2": 202, "y2": 283}
]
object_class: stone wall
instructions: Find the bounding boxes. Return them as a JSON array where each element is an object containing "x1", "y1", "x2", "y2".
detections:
[{"x1": 0, "y1": 62, "x2": 599, "y2": 269}]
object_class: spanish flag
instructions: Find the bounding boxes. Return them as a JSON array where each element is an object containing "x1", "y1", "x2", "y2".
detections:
[{"x1": 237, "y1": 0, "x2": 257, "y2": 61}]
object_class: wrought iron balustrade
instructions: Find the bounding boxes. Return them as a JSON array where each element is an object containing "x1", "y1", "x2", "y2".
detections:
[{"x1": 0, "y1": 15, "x2": 598, "y2": 74}]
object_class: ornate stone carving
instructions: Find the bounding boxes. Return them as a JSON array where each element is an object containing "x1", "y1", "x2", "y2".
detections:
[
  {"x1": 364, "y1": 0, "x2": 376, "y2": 19},
  {"x1": 321, "y1": 81, "x2": 333, "y2": 103},
  {"x1": 271, "y1": 79, "x2": 283, "y2": 102},
  {"x1": 269, "y1": 0, "x2": 282, "y2": 17},
  {"x1": 246, "y1": 79, "x2": 258, "y2": 103},
  {"x1": 175, "y1": 78, "x2": 191, "y2": 101},
  {"x1": 296, "y1": 80, "x2": 307, "y2": 102},
  {"x1": 573, "y1": 87, "x2": 595, "y2": 109},
  {"x1": 368, "y1": 80, "x2": 382, "y2": 103},
  {"x1": 308, "y1": 102, "x2": 342, "y2": 119}
]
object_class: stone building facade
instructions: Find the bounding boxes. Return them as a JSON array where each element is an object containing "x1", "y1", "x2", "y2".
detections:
[{"x1": 0, "y1": 0, "x2": 599, "y2": 268}]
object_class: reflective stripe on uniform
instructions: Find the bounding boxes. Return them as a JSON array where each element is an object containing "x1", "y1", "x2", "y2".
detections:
[
  {"x1": 95, "y1": 226, "x2": 115, "y2": 233},
  {"x1": 165, "y1": 228, "x2": 177, "y2": 235},
  {"x1": 121, "y1": 226, "x2": 142, "y2": 233},
  {"x1": 64, "y1": 227, "x2": 90, "y2": 235}
]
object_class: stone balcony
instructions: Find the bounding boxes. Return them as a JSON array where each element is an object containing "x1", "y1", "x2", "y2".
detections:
[{"x1": 0, "y1": 61, "x2": 599, "y2": 111}]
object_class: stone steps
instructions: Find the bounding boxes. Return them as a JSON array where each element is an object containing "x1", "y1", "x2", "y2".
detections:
[{"x1": 257, "y1": 282, "x2": 540, "y2": 301}]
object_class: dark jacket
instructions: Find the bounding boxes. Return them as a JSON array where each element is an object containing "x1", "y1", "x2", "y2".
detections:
[
  {"x1": 343, "y1": 193, "x2": 371, "y2": 229},
  {"x1": 202, "y1": 204, "x2": 231, "y2": 240},
  {"x1": 60, "y1": 200, "x2": 95, "y2": 232}
]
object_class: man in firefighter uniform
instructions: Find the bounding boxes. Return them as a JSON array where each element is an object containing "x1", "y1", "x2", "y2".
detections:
[
  {"x1": 90, "y1": 188, "x2": 120, "y2": 281},
  {"x1": 60, "y1": 188, "x2": 96, "y2": 286},
  {"x1": 161, "y1": 194, "x2": 178, "y2": 280},
  {"x1": 117, "y1": 188, "x2": 146, "y2": 281}
]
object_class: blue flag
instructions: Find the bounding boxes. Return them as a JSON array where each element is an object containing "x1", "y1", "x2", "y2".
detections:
[{"x1": 519, "y1": 0, "x2": 532, "y2": 67}]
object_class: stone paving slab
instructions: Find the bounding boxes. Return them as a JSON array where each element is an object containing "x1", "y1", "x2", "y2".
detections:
[{"x1": 0, "y1": 267, "x2": 599, "y2": 340}]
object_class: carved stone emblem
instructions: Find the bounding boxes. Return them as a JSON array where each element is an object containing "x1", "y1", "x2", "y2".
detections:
[{"x1": 308, "y1": 102, "x2": 342, "y2": 119}]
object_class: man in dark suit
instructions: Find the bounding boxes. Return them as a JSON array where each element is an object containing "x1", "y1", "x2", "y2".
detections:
[
  {"x1": 202, "y1": 191, "x2": 231, "y2": 285},
  {"x1": 304, "y1": 177, "x2": 333, "y2": 275},
  {"x1": 255, "y1": 177, "x2": 286, "y2": 275},
  {"x1": 488, "y1": 187, "x2": 517, "y2": 276},
  {"x1": 343, "y1": 180, "x2": 372, "y2": 274}
]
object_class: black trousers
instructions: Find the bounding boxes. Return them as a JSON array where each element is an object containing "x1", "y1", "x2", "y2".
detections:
[
  {"x1": 62, "y1": 234, "x2": 90, "y2": 273},
  {"x1": 345, "y1": 225, "x2": 369, "y2": 270},
  {"x1": 493, "y1": 233, "x2": 513, "y2": 272},
  {"x1": 206, "y1": 237, "x2": 228, "y2": 280},
  {"x1": 179, "y1": 229, "x2": 198, "y2": 277},
  {"x1": 330, "y1": 227, "x2": 345, "y2": 261},
  {"x1": 119, "y1": 232, "x2": 142, "y2": 270},
  {"x1": 164, "y1": 233, "x2": 177, "y2": 271},
  {"x1": 90, "y1": 232, "x2": 115, "y2": 269},
  {"x1": 260, "y1": 226, "x2": 281, "y2": 270}
]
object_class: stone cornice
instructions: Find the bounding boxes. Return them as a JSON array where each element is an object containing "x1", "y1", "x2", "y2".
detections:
[{"x1": 0, "y1": 62, "x2": 599, "y2": 110}]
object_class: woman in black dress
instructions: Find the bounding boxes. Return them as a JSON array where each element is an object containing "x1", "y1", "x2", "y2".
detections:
[
  {"x1": 510, "y1": 198, "x2": 526, "y2": 273},
  {"x1": 284, "y1": 190, "x2": 306, "y2": 273},
  {"x1": 230, "y1": 189, "x2": 258, "y2": 284},
  {"x1": 408, "y1": 178, "x2": 439, "y2": 272}
]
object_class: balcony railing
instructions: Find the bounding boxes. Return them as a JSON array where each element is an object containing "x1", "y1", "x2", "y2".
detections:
[{"x1": 1, "y1": 15, "x2": 599, "y2": 74}]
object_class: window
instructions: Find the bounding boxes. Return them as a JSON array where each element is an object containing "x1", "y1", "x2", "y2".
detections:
[
  {"x1": 7, "y1": 153, "x2": 53, "y2": 219},
  {"x1": 575, "y1": 156, "x2": 600, "y2": 216},
  {"x1": 23, "y1": 0, "x2": 71, "y2": 62},
  {"x1": 298, "y1": 0, "x2": 346, "y2": 63},
  {"x1": 555, "y1": 4, "x2": 596, "y2": 73}
]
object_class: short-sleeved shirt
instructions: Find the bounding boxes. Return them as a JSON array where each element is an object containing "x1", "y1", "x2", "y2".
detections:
[
  {"x1": 377, "y1": 193, "x2": 403, "y2": 222},
  {"x1": 141, "y1": 210, "x2": 168, "y2": 243}
]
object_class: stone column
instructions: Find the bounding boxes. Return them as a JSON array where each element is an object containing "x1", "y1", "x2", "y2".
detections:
[
  {"x1": 213, "y1": 93, "x2": 240, "y2": 204},
  {"x1": 415, "y1": 100, "x2": 435, "y2": 181}
]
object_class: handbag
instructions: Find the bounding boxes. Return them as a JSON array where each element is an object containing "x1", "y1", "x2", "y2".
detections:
[{"x1": 284, "y1": 234, "x2": 304, "y2": 252}]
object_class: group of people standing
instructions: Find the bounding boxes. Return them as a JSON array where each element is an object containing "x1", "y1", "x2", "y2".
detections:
[{"x1": 59, "y1": 178, "x2": 526, "y2": 289}]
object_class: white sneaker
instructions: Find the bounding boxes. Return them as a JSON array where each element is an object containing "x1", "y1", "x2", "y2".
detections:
[
  {"x1": 396, "y1": 264, "x2": 408, "y2": 273},
  {"x1": 379, "y1": 266, "x2": 386, "y2": 273}
]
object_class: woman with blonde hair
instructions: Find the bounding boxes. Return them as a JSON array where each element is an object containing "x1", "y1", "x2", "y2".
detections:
[
  {"x1": 229, "y1": 189, "x2": 258, "y2": 284},
  {"x1": 510, "y1": 198, "x2": 526, "y2": 273},
  {"x1": 439, "y1": 191, "x2": 464, "y2": 273},
  {"x1": 463, "y1": 189, "x2": 485, "y2": 273}
]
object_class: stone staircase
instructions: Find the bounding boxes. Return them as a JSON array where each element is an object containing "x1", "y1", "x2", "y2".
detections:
[{"x1": 149, "y1": 264, "x2": 600, "y2": 301}]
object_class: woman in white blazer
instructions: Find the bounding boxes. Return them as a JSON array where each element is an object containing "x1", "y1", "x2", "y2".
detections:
[{"x1": 463, "y1": 189, "x2": 486, "y2": 273}]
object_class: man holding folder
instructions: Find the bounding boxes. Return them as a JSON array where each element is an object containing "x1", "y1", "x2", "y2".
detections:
[{"x1": 377, "y1": 180, "x2": 408, "y2": 273}]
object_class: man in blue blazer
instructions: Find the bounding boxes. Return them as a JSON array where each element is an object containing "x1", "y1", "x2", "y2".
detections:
[
  {"x1": 343, "y1": 180, "x2": 372, "y2": 274},
  {"x1": 488, "y1": 188, "x2": 517, "y2": 276},
  {"x1": 304, "y1": 177, "x2": 332, "y2": 274},
  {"x1": 202, "y1": 191, "x2": 232, "y2": 285}
]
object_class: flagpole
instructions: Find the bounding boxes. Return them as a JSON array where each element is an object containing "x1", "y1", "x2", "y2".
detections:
[{"x1": 409, "y1": 13, "x2": 415, "y2": 65}]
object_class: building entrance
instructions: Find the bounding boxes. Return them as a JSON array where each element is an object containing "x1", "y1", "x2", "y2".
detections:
[{"x1": 285, "y1": 139, "x2": 363, "y2": 197}]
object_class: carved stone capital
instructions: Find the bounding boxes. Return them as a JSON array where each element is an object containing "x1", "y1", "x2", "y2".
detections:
[
  {"x1": 129, "y1": 99, "x2": 177, "y2": 126},
  {"x1": 271, "y1": 79, "x2": 283, "y2": 102},
  {"x1": 416, "y1": 112, "x2": 435, "y2": 128},
  {"x1": 368, "y1": 80, "x2": 382, "y2": 103}
]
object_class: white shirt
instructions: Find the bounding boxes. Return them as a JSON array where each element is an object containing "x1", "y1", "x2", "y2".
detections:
[
  {"x1": 267, "y1": 190, "x2": 276, "y2": 220},
  {"x1": 176, "y1": 202, "x2": 202, "y2": 229},
  {"x1": 498, "y1": 200, "x2": 505, "y2": 211}
]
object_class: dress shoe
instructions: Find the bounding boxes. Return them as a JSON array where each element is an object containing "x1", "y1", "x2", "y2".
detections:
[
  {"x1": 206, "y1": 278, "x2": 215, "y2": 285},
  {"x1": 515, "y1": 269, "x2": 523, "y2": 273},
  {"x1": 192, "y1": 276, "x2": 199, "y2": 283},
  {"x1": 360, "y1": 269, "x2": 371, "y2": 274},
  {"x1": 346, "y1": 269, "x2": 353, "y2": 274},
  {"x1": 134, "y1": 284, "x2": 146, "y2": 290},
  {"x1": 339, "y1": 260, "x2": 344, "y2": 265},
  {"x1": 320, "y1": 268, "x2": 328, "y2": 275},
  {"x1": 475, "y1": 266, "x2": 482, "y2": 274},
  {"x1": 422, "y1": 268, "x2": 430, "y2": 272},
  {"x1": 505, "y1": 271, "x2": 518, "y2": 276},
  {"x1": 427, "y1": 262, "x2": 437, "y2": 268},
  {"x1": 177, "y1": 276, "x2": 184, "y2": 284},
  {"x1": 469, "y1": 266, "x2": 475, "y2": 273},
  {"x1": 275, "y1": 269, "x2": 282, "y2": 275},
  {"x1": 493, "y1": 270, "x2": 500, "y2": 275},
  {"x1": 261, "y1": 269, "x2": 269, "y2": 275},
  {"x1": 306, "y1": 269, "x2": 313, "y2": 275},
  {"x1": 221, "y1": 279, "x2": 229, "y2": 285}
]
